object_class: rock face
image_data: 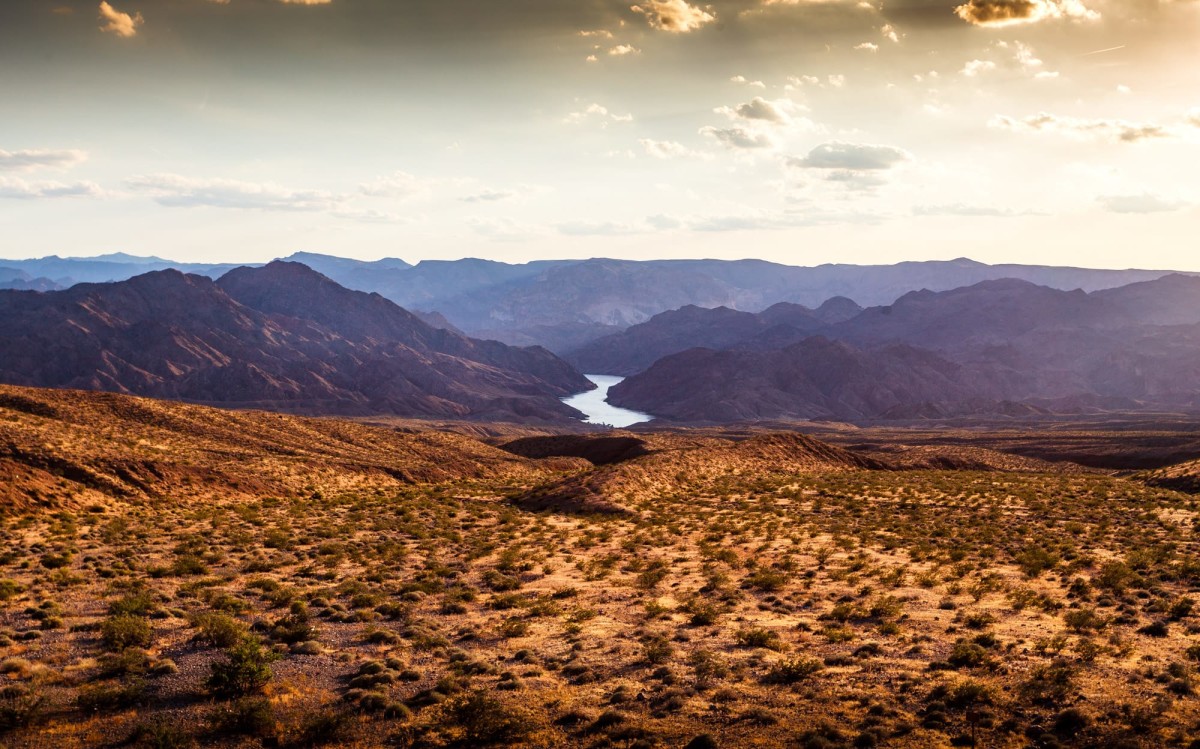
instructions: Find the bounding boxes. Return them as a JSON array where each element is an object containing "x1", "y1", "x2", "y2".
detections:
[
  {"x1": 608, "y1": 275, "x2": 1200, "y2": 422},
  {"x1": 0, "y1": 262, "x2": 592, "y2": 421}
]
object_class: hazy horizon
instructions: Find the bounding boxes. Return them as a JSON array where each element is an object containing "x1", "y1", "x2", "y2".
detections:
[
  {"x1": 1, "y1": 0, "x2": 1196, "y2": 269},
  {"x1": 2, "y1": 249, "x2": 1196, "y2": 274}
]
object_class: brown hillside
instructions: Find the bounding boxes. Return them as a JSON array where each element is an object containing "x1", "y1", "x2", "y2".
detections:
[
  {"x1": 516, "y1": 432, "x2": 880, "y2": 514},
  {"x1": 0, "y1": 385, "x2": 584, "y2": 513}
]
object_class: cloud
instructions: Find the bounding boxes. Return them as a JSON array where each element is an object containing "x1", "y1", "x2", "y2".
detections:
[
  {"x1": 639, "y1": 138, "x2": 709, "y2": 159},
  {"x1": 459, "y1": 189, "x2": 517, "y2": 203},
  {"x1": 358, "y1": 171, "x2": 433, "y2": 199},
  {"x1": 961, "y1": 59, "x2": 997, "y2": 77},
  {"x1": 716, "y1": 97, "x2": 797, "y2": 124},
  {"x1": 98, "y1": 1, "x2": 142, "y2": 38},
  {"x1": 700, "y1": 126, "x2": 776, "y2": 150},
  {"x1": 631, "y1": 0, "x2": 715, "y2": 32},
  {"x1": 788, "y1": 141, "x2": 911, "y2": 170},
  {"x1": 557, "y1": 220, "x2": 645, "y2": 236},
  {"x1": 1097, "y1": 193, "x2": 1187, "y2": 214},
  {"x1": 126, "y1": 174, "x2": 338, "y2": 211},
  {"x1": 913, "y1": 203, "x2": 1018, "y2": 217},
  {"x1": 0, "y1": 149, "x2": 87, "y2": 172},
  {"x1": 854, "y1": 42, "x2": 879, "y2": 52},
  {"x1": 953, "y1": 0, "x2": 1099, "y2": 27},
  {"x1": 277, "y1": 0, "x2": 333, "y2": 4},
  {"x1": 731, "y1": 75, "x2": 766, "y2": 88},
  {"x1": 563, "y1": 103, "x2": 634, "y2": 126},
  {"x1": 0, "y1": 176, "x2": 103, "y2": 200},
  {"x1": 989, "y1": 112, "x2": 1178, "y2": 142},
  {"x1": 468, "y1": 217, "x2": 548, "y2": 242},
  {"x1": 609, "y1": 44, "x2": 640, "y2": 56}
]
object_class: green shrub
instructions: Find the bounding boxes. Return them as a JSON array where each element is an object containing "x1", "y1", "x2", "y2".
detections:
[
  {"x1": 0, "y1": 684, "x2": 45, "y2": 732},
  {"x1": 763, "y1": 656, "x2": 824, "y2": 684},
  {"x1": 443, "y1": 690, "x2": 534, "y2": 746},
  {"x1": 208, "y1": 697, "x2": 276, "y2": 738},
  {"x1": 101, "y1": 615, "x2": 152, "y2": 651},
  {"x1": 206, "y1": 637, "x2": 278, "y2": 698},
  {"x1": 735, "y1": 627, "x2": 783, "y2": 650},
  {"x1": 191, "y1": 612, "x2": 247, "y2": 648}
]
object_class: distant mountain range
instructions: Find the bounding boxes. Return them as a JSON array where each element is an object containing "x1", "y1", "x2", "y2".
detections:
[
  {"x1": 0, "y1": 252, "x2": 1187, "y2": 352},
  {"x1": 0, "y1": 262, "x2": 591, "y2": 422},
  {"x1": 608, "y1": 275, "x2": 1200, "y2": 422}
]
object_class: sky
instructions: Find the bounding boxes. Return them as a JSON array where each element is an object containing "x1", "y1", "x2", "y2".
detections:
[{"x1": 0, "y1": 0, "x2": 1196, "y2": 269}]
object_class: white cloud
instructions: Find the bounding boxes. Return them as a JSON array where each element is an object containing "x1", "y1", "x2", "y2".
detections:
[
  {"x1": 468, "y1": 217, "x2": 549, "y2": 242},
  {"x1": 913, "y1": 203, "x2": 1018, "y2": 217},
  {"x1": 563, "y1": 103, "x2": 634, "y2": 126},
  {"x1": 639, "y1": 138, "x2": 710, "y2": 159},
  {"x1": 609, "y1": 44, "x2": 640, "y2": 56},
  {"x1": 0, "y1": 176, "x2": 104, "y2": 200},
  {"x1": 358, "y1": 171, "x2": 434, "y2": 199},
  {"x1": 715, "y1": 97, "x2": 801, "y2": 125},
  {"x1": 126, "y1": 174, "x2": 338, "y2": 211},
  {"x1": 855, "y1": 42, "x2": 879, "y2": 52},
  {"x1": 98, "y1": 2, "x2": 142, "y2": 38},
  {"x1": 1097, "y1": 193, "x2": 1187, "y2": 214},
  {"x1": 788, "y1": 141, "x2": 912, "y2": 170},
  {"x1": 700, "y1": 126, "x2": 777, "y2": 150},
  {"x1": 0, "y1": 149, "x2": 88, "y2": 172},
  {"x1": 631, "y1": 0, "x2": 715, "y2": 32},
  {"x1": 961, "y1": 59, "x2": 997, "y2": 77},
  {"x1": 990, "y1": 112, "x2": 1180, "y2": 142}
]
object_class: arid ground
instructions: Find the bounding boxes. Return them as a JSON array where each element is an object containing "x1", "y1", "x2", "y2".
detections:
[{"x1": 4, "y1": 386, "x2": 1200, "y2": 748}]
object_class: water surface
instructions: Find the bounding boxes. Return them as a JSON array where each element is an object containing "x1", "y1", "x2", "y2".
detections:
[{"x1": 562, "y1": 374, "x2": 652, "y2": 428}]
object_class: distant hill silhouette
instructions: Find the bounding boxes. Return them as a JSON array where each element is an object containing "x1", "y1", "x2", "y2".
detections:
[
  {"x1": 609, "y1": 275, "x2": 1200, "y2": 422},
  {"x1": 0, "y1": 261, "x2": 591, "y2": 421}
]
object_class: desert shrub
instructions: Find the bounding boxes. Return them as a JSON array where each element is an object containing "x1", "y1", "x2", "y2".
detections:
[
  {"x1": 643, "y1": 636, "x2": 673, "y2": 665},
  {"x1": 764, "y1": 656, "x2": 824, "y2": 684},
  {"x1": 127, "y1": 721, "x2": 195, "y2": 749},
  {"x1": 295, "y1": 709, "x2": 353, "y2": 746},
  {"x1": 101, "y1": 615, "x2": 152, "y2": 651},
  {"x1": 269, "y1": 603, "x2": 315, "y2": 644},
  {"x1": 0, "y1": 684, "x2": 45, "y2": 732},
  {"x1": 206, "y1": 637, "x2": 278, "y2": 698},
  {"x1": 442, "y1": 690, "x2": 534, "y2": 746},
  {"x1": 685, "y1": 599, "x2": 721, "y2": 626},
  {"x1": 77, "y1": 679, "x2": 148, "y2": 712},
  {"x1": 1016, "y1": 546, "x2": 1059, "y2": 578},
  {"x1": 735, "y1": 627, "x2": 783, "y2": 650},
  {"x1": 208, "y1": 697, "x2": 276, "y2": 738},
  {"x1": 1063, "y1": 607, "x2": 1108, "y2": 633},
  {"x1": 109, "y1": 591, "x2": 156, "y2": 617},
  {"x1": 191, "y1": 612, "x2": 247, "y2": 648},
  {"x1": 97, "y1": 648, "x2": 153, "y2": 679},
  {"x1": 0, "y1": 579, "x2": 21, "y2": 601},
  {"x1": 746, "y1": 568, "x2": 788, "y2": 592}
]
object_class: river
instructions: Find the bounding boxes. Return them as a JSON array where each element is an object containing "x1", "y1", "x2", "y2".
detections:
[{"x1": 561, "y1": 374, "x2": 652, "y2": 428}]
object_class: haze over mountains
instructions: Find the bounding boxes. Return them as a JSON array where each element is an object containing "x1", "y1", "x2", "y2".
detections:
[
  {"x1": 6, "y1": 252, "x2": 1200, "y2": 425},
  {"x1": 0, "y1": 252, "x2": 1187, "y2": 353},
  {"x1": 0, "y1": 262, "x2": 589, "y2": 422},
  {"x1": 607, "y1": 275, "x2": 1200, "y2": 422}
]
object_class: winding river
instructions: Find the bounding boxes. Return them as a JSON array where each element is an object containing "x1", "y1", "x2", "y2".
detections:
[{"x1": 561, "y1": 374, "x2": 652, "y2": 428}]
